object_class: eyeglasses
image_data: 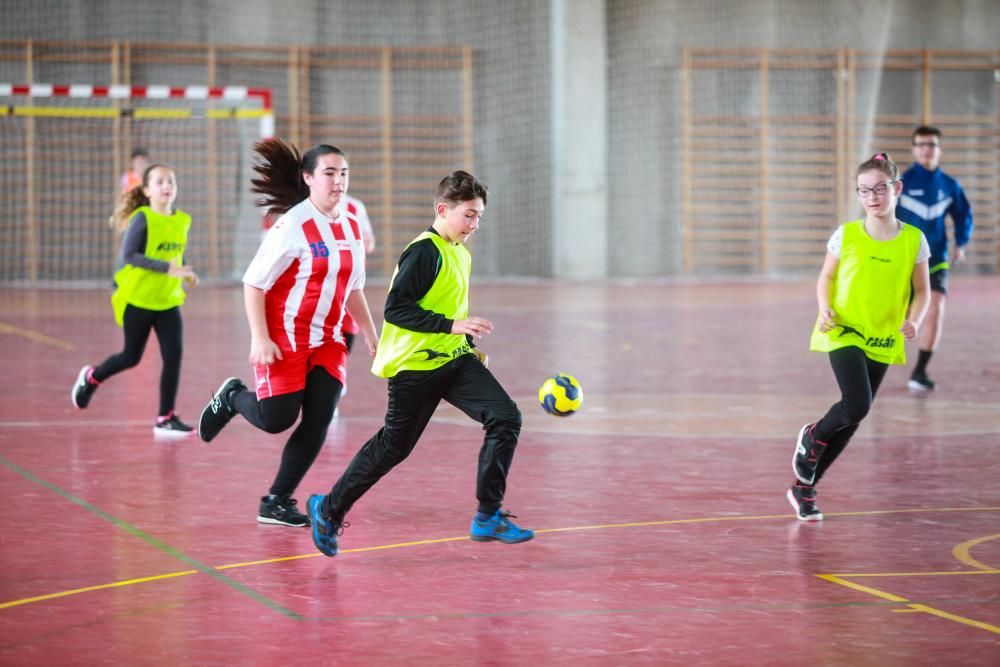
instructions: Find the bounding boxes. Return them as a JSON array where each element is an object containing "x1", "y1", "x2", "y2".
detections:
[
  {"x1": 856, "y1": 181, "x2": 896, "y2": 197},
  {"x1": 913, "y1": 141, "x2": 940, "y2": 149}
]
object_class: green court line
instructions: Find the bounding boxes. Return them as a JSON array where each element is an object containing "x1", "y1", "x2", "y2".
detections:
[{"x1": 0, "y1": 453, "x2": 303, "y2": 620}]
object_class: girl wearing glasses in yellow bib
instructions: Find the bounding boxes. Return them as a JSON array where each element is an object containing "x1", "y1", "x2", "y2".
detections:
[{"x1": 788, "y1": 153, "x2": 930, "y2": 521}]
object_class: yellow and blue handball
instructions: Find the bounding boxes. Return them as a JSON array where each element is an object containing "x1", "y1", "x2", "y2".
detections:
[{"x1": 538, "y1": 373, "x2": 583, "y2": 417}]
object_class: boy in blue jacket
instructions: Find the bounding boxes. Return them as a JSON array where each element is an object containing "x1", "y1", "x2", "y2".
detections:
[{"x1": 896, "y1": 126, "x2": 973, "y2": 391}]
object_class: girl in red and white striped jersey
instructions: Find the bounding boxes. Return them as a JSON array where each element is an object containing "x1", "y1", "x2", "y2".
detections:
[{"x1": 198, "y1": 138, "x2": 378, "y2": 528}]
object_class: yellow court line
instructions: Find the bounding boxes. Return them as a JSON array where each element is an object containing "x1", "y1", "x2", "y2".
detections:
[
  {"x1": 0, "y1": 570, "x2": 197, "y2": 610},
  {"x1": 3, "y1": 505, "x2": 999, "y2": 612},
  {"x1": 818, "y1": 531, "x2": 1000, "y2": 637},
  {"x1": 216, "y1": 535, "x2": 471, "y2": 570},
  {"x1": 907, "y1": 604, "x2": 1000, "y2": 634},
  {"x1": 827, "y1": 569, "x2": 1000, "y2": 578},
  {"x1": 817, "y1": 574, "x2": 1000, "y2": 634},
  {"x1": 816, "y1": 574, "x2": 909, "y2": 603},
  {"x1": 953, "y1": 533, "x2": 1000, "y2": 571},
  {"x1": 0, "y1": 321, "x2": 74, "y2": 351},
  {"x1": 813, "y1": 507, "x2": 1000, "y2": 519}
]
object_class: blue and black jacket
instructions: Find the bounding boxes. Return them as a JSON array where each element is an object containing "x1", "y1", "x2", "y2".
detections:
[{"x1": 896, "y1": 162, "x2": 973, "y2": 272}]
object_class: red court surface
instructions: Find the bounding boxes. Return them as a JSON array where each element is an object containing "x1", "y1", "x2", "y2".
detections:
[{"x1": 1, "y1": 277, "x2": 998, "y2": 665}]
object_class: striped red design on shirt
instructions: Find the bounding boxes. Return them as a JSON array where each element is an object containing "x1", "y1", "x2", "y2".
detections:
[
  {"x1": 294, "y1": 218, "x2": 329, "y2": 350},
  {"x1": 246, "y1": 198, "x2": 366, "y2": 352},
  {"x1": 322, "y1": 217, "x2": 355, "y2": 342},
  {"x1": 344, "y1": 214, "x2": 361, "y2": 243},
  {"x1": 338, "y1": 201, "x2": 367, "y2": 336},
  {"x1": 264, "y1": 259, "x2": 299, "y2": 350}
]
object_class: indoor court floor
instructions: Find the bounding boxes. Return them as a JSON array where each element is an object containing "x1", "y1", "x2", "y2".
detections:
[{"x1": 1, "y1": 277, "x2": 998, "y2": 665}]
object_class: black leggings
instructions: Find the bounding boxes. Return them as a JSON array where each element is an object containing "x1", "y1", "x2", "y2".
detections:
[
  {"x1": 812, "y1": 346, "x2": 889, "y2": 484},
  {"x1": 322, "y1": 353, "x2": 522, "y2": 519},
  {"x1": 231, "y1": 367, "x2": 342, "y2": 497},
  {"x1": 92, "y1": 305, "x2": 183, "y2": 417}
]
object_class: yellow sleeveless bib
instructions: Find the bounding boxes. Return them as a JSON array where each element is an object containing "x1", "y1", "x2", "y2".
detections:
[
  {"x1": 111, "y1": 206, "x2": 191, "y2": 326},
  {"x1": 372, "y1": 231, "x2": 472, "y2": 379},
  {"x1": 810, "y1": 220, "x2": 922, "y2": 365}
]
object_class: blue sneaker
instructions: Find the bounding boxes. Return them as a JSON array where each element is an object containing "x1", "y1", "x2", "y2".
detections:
[
  {"x1": 307, "y1": 494, "x2": 346, "y2": 557},
  {"x1": 470, "y1": 510, "x2": 535, "y2": 544}
]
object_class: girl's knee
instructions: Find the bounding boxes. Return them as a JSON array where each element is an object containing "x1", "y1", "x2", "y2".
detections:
[
  {"x1": 121, "y1": 353, "x2": 143, "y2": 369},
  {"x1": 844, "y1": 399, "x2": 873, "y2": 425},
  {"x1": 260, "y1": 412, "x2": 299, "y2": 434}
]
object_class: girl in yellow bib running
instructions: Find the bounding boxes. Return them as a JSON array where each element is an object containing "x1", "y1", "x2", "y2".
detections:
[
  {"x1": 788, "y1": 153, "x2": 930, "y2": 521},
  {"x1": 71, "y1": 164, "x2": 199, "y2": 436}
]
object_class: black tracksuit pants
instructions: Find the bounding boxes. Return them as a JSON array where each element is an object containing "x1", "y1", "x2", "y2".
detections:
[{"x1": 322, "y1": 353, "x2": 522, "y2": 519}]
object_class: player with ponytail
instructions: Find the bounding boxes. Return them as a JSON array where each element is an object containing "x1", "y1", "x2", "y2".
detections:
[
  {"x1": 787, "y1": 152, "x2": 931, "y2": 521},
  {"x1": 72, "y1": 164, "x2": 199, "y2": 436},
  {"x1": 197, "y1": 138, "x2": 378, "y2": 528}
]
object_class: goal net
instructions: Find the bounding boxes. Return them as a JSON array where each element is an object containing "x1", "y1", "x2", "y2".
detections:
[
  {"x1": 0, "y1": 83, "x2": 273, "y2": 284},
  {"x1": 2, "y1": 3, "x2": 997, "y2": 281}
]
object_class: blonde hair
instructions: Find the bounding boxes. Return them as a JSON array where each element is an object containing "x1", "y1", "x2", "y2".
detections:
[{"x1": 109, "y1": 163, "x2": 169, "y2": 232}]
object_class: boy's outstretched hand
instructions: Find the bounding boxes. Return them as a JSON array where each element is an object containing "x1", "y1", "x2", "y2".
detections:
[{"x1": 452, "y1": 317, "x2": 493, "y2": 339}]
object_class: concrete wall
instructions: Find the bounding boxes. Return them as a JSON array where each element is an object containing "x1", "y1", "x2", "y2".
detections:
[
  {"x1": 3, "y1": 0, "x2": 999, "y2": 277},
  {"x1": 607, "y1": 0, "x2": 1000, "y2": 276}
]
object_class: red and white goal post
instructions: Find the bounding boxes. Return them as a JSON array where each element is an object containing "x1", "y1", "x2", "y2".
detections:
[{"x1": 0, "y1": 83, "x2": 274, "y2": 284}]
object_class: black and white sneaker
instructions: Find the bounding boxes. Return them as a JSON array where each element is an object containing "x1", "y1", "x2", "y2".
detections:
[
  {"x1": 153, "y1": 414, "x2": 195, "y2": 437},
  {"x1": 198, "y1": 377, "x2": 246, "y2": 442},
  {"x1": 793, "y1": 423, "x2": 827, "y2": 485},
  {"x1": 787, "y1": 483, "x2": 823, "y2": 521},
  {"x1": 258, "y1": 494, "x2": 310, "y2": 527},
  {"x1": 907, "y1": 372, "x2": 936, "y2": 391},
  {"x1": 72, "y1": 365, "x2": 99, "y2": 409}
]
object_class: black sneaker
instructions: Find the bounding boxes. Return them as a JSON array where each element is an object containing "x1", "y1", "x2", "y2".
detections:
[
  {"x1": 786, "y1": 483, "x2": 823, "y2": 521},
  {"x1": 908, "y1": 372, "x2": 936, "y2": 391},
  {"x1": 153, "y1": 414, "x2": 195, "y2": 437},
  {"x1": 72, "y1": 365, "x2": 99, "y2": 409},
  {"x1": 198, "y1": 377, "x2": 246, "y2": 442},
  {"x1": 258, "y1": 494, "x2": 310, "y2": 527},
  {"x1": 793, "y1": 423, "x2": 827, "y2": 485}
]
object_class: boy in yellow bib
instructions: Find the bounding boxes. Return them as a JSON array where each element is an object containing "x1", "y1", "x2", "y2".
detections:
[
  {"x1": 306, "y1": 171, "x2": 533, "y2": 556},
  {"x1": 71, "y1": 164, "x2": 199, "y2": 436},
  {"x1": 789, "y1": 153, "x2": 930, "y2": 521}
]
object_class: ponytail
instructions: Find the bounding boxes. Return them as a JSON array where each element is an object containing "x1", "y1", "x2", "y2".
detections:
[
  {"x1": 251, "y1": 138, "x2": 307, "y2": 218},
  {"x1": 251, "y1": 138, "x2": 348, "y2": 219},
  {"x1": 108, "y1": 163, "x2": 163, "y2": 232},
  {"x1": 856, "y1": 152, "x2": 899, "y2": 181}
]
